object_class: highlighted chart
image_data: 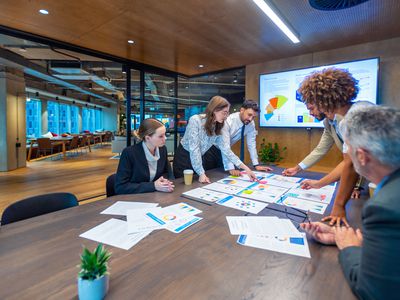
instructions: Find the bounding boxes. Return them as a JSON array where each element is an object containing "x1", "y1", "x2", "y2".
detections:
[{"x1": 264, "y1": 95, "x2": 288, "y2": 121}]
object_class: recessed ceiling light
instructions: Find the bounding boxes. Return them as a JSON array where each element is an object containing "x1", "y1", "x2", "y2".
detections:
[
  {"x1": 128, "y1": 40, "x2": 134, "y2": 44},
  {"x1": 198, "y1": 64, "x2": 204, "y2": 68},
  {"x1": 39, "y1": 9, "x2": 49, "y2": 15},
  {"x1": 252, "y1": 0, "x2": 300, "y2": 44},
  {"x1": 19, "y1": 47, "x2": 27, "y2": 52}
]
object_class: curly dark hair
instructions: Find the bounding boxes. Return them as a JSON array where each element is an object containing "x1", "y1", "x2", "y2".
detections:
[{"x1": 297, "y1": 67, "x2": 359, "y2": 113}]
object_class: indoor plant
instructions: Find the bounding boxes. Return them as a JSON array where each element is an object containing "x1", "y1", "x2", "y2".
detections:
[
  {"x1": 78, "y1": 244, "x2": 111, "y2": 300},
  {"x1": 258, "y1": 138, "x2": 287, "y2": 165}
]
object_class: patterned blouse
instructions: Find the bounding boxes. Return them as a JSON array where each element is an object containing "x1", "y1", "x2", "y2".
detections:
[{"x1": 180, "y1": 114, "x2": 242, "y2": 175}]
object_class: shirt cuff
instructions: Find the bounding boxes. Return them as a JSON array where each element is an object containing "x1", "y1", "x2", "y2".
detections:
[{"x1": 298, "y1": 162, "x2": 307, "y2": 170}]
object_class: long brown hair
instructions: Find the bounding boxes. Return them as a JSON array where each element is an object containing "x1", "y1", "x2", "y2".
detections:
[
  {"x1": 133, "y1": 118, "x2": 164, "y2": 141},
  {"x1": 203, "y1": 96, "x2": 230, "y2": 136}
]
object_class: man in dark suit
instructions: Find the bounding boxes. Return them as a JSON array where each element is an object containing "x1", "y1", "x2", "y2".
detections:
[{"x1": 301, "y1": 105, "x2": 400, "y2": 300}]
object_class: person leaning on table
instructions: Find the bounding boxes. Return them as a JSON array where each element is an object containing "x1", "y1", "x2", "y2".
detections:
[
  {"x1": 301, "y1": 106, "x2": 400, "y2": 300},
  {"x1": 173, "y1": 95, "x2": 256, "y2": 183},
  {"x1": 115, "y1": 118, "x2": 174, "y2": 194}
]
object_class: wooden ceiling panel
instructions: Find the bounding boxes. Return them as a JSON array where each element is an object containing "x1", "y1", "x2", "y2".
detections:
[{"x1": 1, "y1": 0, "x2": 400, "y2": 75}]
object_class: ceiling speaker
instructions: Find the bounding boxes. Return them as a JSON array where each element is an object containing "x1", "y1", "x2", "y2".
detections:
[{"x1": 309, "y1": 0, "x2": 370, "y2": 10}]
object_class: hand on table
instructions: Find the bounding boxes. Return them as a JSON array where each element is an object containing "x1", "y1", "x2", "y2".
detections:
[
  {"x1": 154, "y1": 176, "x2": 175, "y2": 192},
  {"x1": 255, "y1": 165, "x2": 273, "y2": 172},
  {"x1": 199, "y1": 174, "x2": 211, "y2": 184},
  {"x1": 321, "y1": 204, "x2": 349, "y2": 227},
  {"x1": 334, "y1": 226, "x2": 363, "y2": 250},
  {"x1": 229, "y1": 169, "x2": 241, "y2": 177},
  {"x1": 282, "y1": 165, "x2": 301, "y2": 176},
  {"x1": 300, "y1": 179, "x2": 322, "y2": 190},
  {"x1": 300, "y1": 222, "x2": 336, "y2": 245},
  {"x1": 351, "y1": 188, "x2": 361, "y2": 199}
]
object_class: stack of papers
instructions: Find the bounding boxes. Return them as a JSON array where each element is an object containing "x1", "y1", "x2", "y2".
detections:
[
  {"x1": 80, "y1": 201, "x2": 203, "y2": 250},
  {"x1": 226, "y1": 216, "x2": 311, "y2": 258}
]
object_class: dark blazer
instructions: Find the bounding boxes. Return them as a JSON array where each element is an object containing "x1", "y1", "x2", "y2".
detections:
[
  {"x1": 115, "y1": 142, "x2": 172, "y2": 194},
  {"x1": 339, "y1": 168, "x2": 400, "y2": 300}
]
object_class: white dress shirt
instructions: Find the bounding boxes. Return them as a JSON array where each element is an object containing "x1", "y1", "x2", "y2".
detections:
[
  {"x1": 180, "y1": 114, "x2": 242, "y2": 175},
  {"x1": 220, "y1": 112, "x2": 259, "y2": 171},
  {"x1": 142, "y1": 142, "x2": 160, "y2": 181}
]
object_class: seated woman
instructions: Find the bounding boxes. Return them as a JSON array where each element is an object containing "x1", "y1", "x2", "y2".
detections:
[
  {"x1": 115, "y1": 118, "x2": 174, "y2": 194},
  {"x1": 173, "y1": 95, "x2": 256, "y2": 183}
]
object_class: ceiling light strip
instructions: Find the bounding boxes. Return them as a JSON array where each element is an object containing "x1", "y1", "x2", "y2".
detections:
[{"x1": 252, "y1": 0, "x2": 300, "y2": 44}]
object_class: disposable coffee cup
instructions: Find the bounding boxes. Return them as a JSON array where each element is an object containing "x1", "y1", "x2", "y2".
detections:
[
  {"x1": 368, "y1": 182, "x2": 377, "y2": 197},
  {"x1": 183, "y1": 169, "x2": 194, "y2": 185}
]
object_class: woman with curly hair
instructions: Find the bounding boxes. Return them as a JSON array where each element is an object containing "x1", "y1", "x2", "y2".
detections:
[{"x1": 173, "y1": 96, "x2": 256, "y2": 183}]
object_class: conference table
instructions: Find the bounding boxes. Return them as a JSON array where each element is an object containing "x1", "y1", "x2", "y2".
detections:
[{"x1": 0, "y1": 168, "x2": 363, "y2": 299}]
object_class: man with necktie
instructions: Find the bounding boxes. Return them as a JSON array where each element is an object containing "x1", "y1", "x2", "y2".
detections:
[{"x1": 220, "y1": 99, "x2": 272, "y2": 176}]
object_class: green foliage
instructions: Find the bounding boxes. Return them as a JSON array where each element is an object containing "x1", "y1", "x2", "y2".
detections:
[
  {"x1": 258, "y1": 138, "x2": 287, "y2": 164},
  {"x1": 78, "y1": 244, "x2": 111, "y2": 281}
]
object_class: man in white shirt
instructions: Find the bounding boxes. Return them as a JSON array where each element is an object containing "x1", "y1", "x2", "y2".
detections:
[{"x1": 220, "y1": 100, "x2": 272, "y2": 176}]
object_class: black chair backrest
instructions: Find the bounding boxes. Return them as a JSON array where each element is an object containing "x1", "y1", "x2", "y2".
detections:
[
  {"x1": 1, "y1": 192, "x2": 78, "y2": 225},
  {"x1": 106, "y1": 174, "x2": 116, "y2": 197}
]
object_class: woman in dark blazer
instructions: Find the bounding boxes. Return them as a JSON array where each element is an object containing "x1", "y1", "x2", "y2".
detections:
[{"x1": 115, "y1": 119, "x2": 174, "y2": 194}]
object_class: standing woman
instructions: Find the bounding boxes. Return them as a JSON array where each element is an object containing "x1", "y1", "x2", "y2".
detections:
[
  {"x1": 173, "y1": 96, "x2": 256, "y2": 183},
  {"x1": 115, "y1": 118, "x2": 174, "y2": 194}
]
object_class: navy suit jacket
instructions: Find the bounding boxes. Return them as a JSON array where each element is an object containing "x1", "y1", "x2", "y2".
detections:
[
  {"x1": 339, "y1": 168, "x2": 400, "y2": 300},
  {"x1": 115, "y1": 142, "x2": 172, "y2": 194}
]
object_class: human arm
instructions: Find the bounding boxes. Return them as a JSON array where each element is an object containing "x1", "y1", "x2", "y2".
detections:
[{"x1": 322, "y1": 153, "x2": 359, "y2": 226}]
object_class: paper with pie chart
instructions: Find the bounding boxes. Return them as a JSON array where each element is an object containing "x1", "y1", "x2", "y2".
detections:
[
  {"x1": 216, "y1": 195, "x2": 268, "y2": 214},
  {"x1": 145, "y1": 202, "x2": 203, "y2": 233},
  {"x1": 217, "y1": 178, "x2": 255, "y2": 188}
]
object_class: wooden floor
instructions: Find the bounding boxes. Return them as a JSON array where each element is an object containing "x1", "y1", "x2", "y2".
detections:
[
  {"x1": 0, "y1": 145, "x2": 333, "y2": 216},
  {"x1": 0, "y1": 145, "x2": 119, "y2": 214}
]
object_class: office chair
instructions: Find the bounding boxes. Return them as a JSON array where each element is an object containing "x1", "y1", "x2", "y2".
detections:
[
  {"x1": 106, "y1": 173, "x2": 116, "y2": 197},
  {"x1": 1, "y1": 192, "x2": 78, "y2": 225}
]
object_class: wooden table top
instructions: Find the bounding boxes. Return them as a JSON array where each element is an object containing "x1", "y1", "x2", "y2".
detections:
[{"x1": 0, "y1": 168, "x2": 360, "y2": 300}]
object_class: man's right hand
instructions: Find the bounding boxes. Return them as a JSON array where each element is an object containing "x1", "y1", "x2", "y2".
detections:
[
  {"x1": 282, "y1": 165, "x2": 301, "y2": 176},
  {"x1": 300, "y1": 222, "x2": 336, "y2": 245},
  {"x1": 229, "y1": 169, "x2": 241, "y2": 177}
]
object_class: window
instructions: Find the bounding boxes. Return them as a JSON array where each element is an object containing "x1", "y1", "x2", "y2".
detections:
[
  {"x1": 26, "y1": 99, "x2": 41, "y2": 137},
  {"x1": 59, "y1": 103, "x2": 71, "y2": 134},
  {"x1": 47, "y1": 101, "x2": 59, "y2": 134},
  {"x1": 82, "y1": 107, "x2": 101, "y2": 132},
  {"x1": 71, "y1": 106, "x2": 79, "y2": 134}
]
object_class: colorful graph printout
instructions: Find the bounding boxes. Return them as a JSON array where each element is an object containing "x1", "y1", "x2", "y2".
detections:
[
  {"x1": 203, "y1": 182, "x2": 245, "y2": 195},
  {"x1": 217, "y1": 178, "x2": 254, "y2": 188},
  {"x1": 236, "y1": 188, "x2": 279, "y2": 203},
  {"x1": 182, "y1": 188, "x2": 230, "y2": 203},
  {"x1": 275, "y1": 195, "x2": 328, "y2": 214},
  {"x1": 216, "y1": 195, "x2": 268, "y2": 214},
  {"x1": 237, "y1": 233, "x2": 311, "y2": 258}
]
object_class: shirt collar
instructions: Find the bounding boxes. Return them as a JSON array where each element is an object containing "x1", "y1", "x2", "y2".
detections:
[{"x1": 142, "y1": 142, "x2": 160, "y2": 162}]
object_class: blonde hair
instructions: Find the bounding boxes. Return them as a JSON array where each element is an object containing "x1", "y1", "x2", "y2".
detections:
[
  {"x1": 133, "y1": 118, "x2": 164, "y2": 141},
  {"x1": 204, "y1": 96, "x2": 230, "y2": 136}
]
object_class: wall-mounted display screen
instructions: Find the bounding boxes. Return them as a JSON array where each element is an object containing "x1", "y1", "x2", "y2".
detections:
[{"x1": 259, "y1": 58, "x2": 379, "y2": 128}]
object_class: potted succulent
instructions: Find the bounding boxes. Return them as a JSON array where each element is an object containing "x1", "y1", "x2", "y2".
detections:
[
  {"x1": 258, "y1": 138, "x2": 287, "y2": 165},
  {"x1": 78, "y1": 244, "x2": 111, "y2": 300}
]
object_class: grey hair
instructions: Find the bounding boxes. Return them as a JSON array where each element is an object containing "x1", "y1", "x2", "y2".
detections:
[{"x1": 339, "y1": 105, "x2": 400, "y2": 168}]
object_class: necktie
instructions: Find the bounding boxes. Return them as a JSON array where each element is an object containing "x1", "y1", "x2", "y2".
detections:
[
  {"x1": 332, "y1": 121, "x2": 344, "y2": 144},
  {"x1": 240, "y1": 125, "x2": 245, "y2": 161}
]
